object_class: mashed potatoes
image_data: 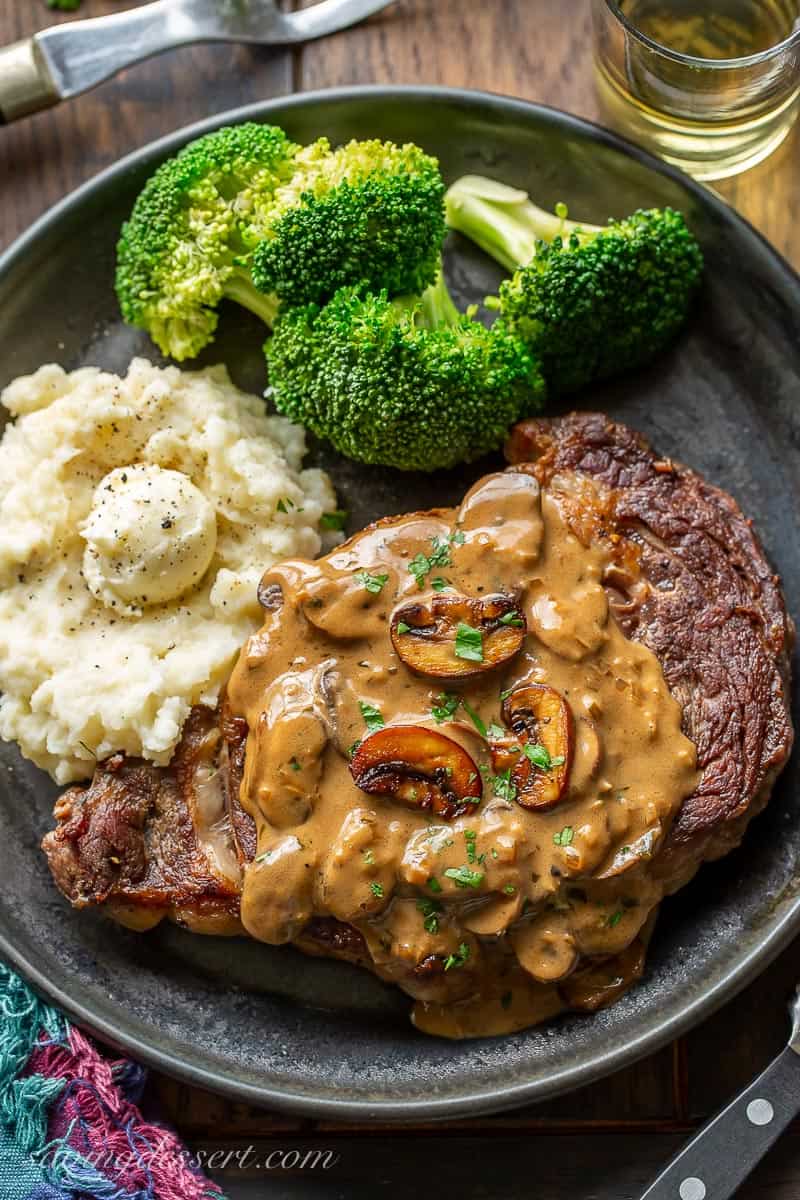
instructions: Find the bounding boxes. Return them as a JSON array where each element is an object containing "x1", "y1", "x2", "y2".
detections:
[{"x1": 0, "y1": 358, "x2": 339, "y2": 783}]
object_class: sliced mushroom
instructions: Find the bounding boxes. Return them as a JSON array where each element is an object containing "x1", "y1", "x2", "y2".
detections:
[
  {"x1": 390, "y1": 592, "x2": 526, "y2": 679},
  {"x1": 350, "y1": 725, "x2": 482, "y2": 820},
  {"x1": 597, "y1": 825, "x2": 662, "y2": 879},
  {"x1": 256, "y1": 579, "x2": 284, "y2": 612},
  {"x1": 511, "y1": 912, "x2": 580, "y2": 983},
  {"x1": 492, "y1": 685, "x2": 574, "y2": 811},
  {"x1": 559, "y1": 939, "x2": 645, "y2": 1013}
]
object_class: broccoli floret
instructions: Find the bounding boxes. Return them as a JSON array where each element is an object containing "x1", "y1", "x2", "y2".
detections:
[
  {"x1": 117, "y1": 128, "x2": 446, "y2": 362},
  {"x1": 116, "y1": 122, "x2": 301, "y2": 361},
  {"x1": 266, "y1": 270, "x2": 545, "y2": 472},
  {"x1": 445, "y1": 175, "x2": 704, "y2": 396},
  {"x1": 250, "y1": 139, "x2": 446, "y2": 307}
]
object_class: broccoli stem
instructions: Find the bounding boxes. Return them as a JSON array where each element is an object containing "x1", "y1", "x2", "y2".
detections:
[
  {"x1": 445, "y1": 176, "x2": 602, "y2": 271},
  {"x1": 223, "y1": 268, "x2": 280, "y2": 328},
  {"x1": 390, "y1": 267, "x2": 461, "y2": 330},
  {"x1": 418, "y1": 267, "x2": 461, "y2": 328}
]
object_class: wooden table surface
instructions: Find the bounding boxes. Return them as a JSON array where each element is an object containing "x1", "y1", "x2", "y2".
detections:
[{"x1": 1, "y1": 3, "x2": 799, "y2": 1197}]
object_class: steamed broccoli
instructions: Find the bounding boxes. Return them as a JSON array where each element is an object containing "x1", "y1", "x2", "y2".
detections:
[
  {"x1": 266, "y1": 270, "x2": 545, "y2": 472},
  {"x1": 116, "y1": 124, "x2": 446, "y2": 362},
  {"x1": 116, "y1": 122, "x2": 297, "y2": 361},
  {"x1": 250, "y1": 138, "x2": 446, "y2": 307},
  {"x1": 445, "y1": 175, "x2": 703, "y2": 396}
]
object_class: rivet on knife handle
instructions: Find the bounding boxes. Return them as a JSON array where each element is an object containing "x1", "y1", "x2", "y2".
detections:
[
  {"x1": 0, "y1": 39, "x2": 59, "y2": 123},
  {"x1": 639, "y1": 1043, "x2": 800, "y2": 1200}
]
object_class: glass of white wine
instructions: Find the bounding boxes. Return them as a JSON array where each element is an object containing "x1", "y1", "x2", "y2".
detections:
[{"x1": 593, "y1": 0, "x2": 800, "y2": 179}]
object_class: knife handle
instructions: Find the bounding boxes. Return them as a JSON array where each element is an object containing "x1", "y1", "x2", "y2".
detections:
[
  {"x1": 0, "y1": 38, "x2": 59, "y2": 123},
  {"x1": 0, "y1": 0, "x2": 186, "y2": 125},
  {"x1": 640, "y1": 1046, "x2": 800, "y2": 1200}
]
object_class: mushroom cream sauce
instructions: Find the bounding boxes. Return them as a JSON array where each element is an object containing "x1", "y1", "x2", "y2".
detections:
[{"x1": 227, "y1": 467, "x2": 699, "y2": 1038}]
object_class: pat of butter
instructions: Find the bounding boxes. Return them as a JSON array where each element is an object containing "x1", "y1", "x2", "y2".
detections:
[{"x1": 80, "y1": 463, "x2": 216, "y2": 615}]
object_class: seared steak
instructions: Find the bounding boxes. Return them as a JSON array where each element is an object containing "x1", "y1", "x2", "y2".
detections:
[
  {"x1": 42, "y1": 415, "x2": 794, "y2": 1035},
  {"x1": 43, "y1": 705, "x2": 245, "y2": 935},
  {"x1": 506, "y1": 412, "x2": 794, "y2": 862}
]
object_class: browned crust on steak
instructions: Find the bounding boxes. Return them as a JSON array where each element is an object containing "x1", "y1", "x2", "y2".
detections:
[
  {"x1": 506, "y1": 411, "x2": 795, "y2": 848},
  {"x1": 42, "y1": 704, "x2": 243, "y2": 930}
]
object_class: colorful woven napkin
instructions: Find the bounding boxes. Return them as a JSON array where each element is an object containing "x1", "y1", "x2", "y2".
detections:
[{"x1": 0, "y1": 963, "x2": 224, "y2": 1200}]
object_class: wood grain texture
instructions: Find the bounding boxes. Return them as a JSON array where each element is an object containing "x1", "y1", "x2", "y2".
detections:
[
  {"x1": 1, "y1": 2, "x2": 800, "y2": 1195},
  {"x1": 0, "y1": 0, "x2": 292, "y2": 249},
  {"x1": 299, "y1": 0, "x2": 800, "y2": 266}
]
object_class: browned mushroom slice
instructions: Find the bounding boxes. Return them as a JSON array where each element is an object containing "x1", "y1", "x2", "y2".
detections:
[
  {"x1": 350, "y1": 725, "x2": 482, "y2": 820},
  {"x1": 493, "y1": 685, "x2": 574, "y2": 811},
  {"x1": 390, "y1": 592, "x2": 525, "y2": 679}
]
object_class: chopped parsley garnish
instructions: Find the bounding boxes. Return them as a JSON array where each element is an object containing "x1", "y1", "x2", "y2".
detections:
[
  {"x1": 355, "y1": 569, "x2": 389, "y2": 594},
  {"x1": 607, "y1": 909, "x2": 623, "y2": 928},
  {"x1": 444, "y1": 865, "x2": 484, "y2": 889},
  {"x1": 490, "y1": 768, "x2": 517, "y2": 803},
  {"x1": 443, "y1": 942, "x2": 470, "y2": 971},
  {"x1": 553, "y1": 826, "x2": 574, "y2": 847},
  {"x1": 408, "y1": 553, "x2": 432, "y2": 589},
  {"x1": 503, "y1": 884, "x2": 517, "y2": 895},
  {"x1": 408, "y1": 535, "x2": 453, "y2": 589},
  {"x1": 454, "y1": 622, "x2": 483, "y2": 662},
  {"x1": 461, "y1": 700, "x2": 486, "y2": 737},
  {"x1": 499, "y1": 611, "x2": 524, "y2": 627},
  {"x1": 432, "y1": 534, "x2": 455, "y2": 560},
  {"x1": 486, "y1": 722, "x2": 506, "y2": 741},
  {"x1": 370, "y1": 882, "x2": 384, "y2": 899},
  {"x1": 358, "y1": 701, "x2": 385, "y2": 734},
  {"x1": 320, "y1": 509, "x2": 348, "y2": 531},
  {"x1": 406, "y1": 532, "x2": 465, "y2": 590},
  {"x1": 276, "y1": 497, "x2": 294, "y2": 514},
  {"x1": 524, "y1": 743, "x2": 565, "y2": 771},
  {"x1": 464, "y1": 830, "x2": 478, "y2": 863},
  {"x1": 347, "y1": 740, "x2": 361, "y2": 759},
  {"x1": 491, "y1": 847, "x2": 499, "y2": 860},
  {"x1": 431, "y1": 692, "x2": 461, "y2": 723},
  {"x1": 500, "y1": 688, "x2": 514, "y2": 702},
  {"x1": 396, "y1": 621, "x2": 411, "y2": 634},
  {"x1": 363, "y1": 849, "x2": 375, "y2": 866},
  {"x1": 427, "y1": 877, "x2": 443, "y2": 894},
  {"x1": 417, "y1": 898, "x2": 443, "y2": 934},
  {"x1": 289, "y1": 758, "x2": 301, "y2": 772}
]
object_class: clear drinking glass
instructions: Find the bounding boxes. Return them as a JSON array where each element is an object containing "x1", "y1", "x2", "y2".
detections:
[{"x1": 592, "y1": 0, "x2": 800, "y2": 180}]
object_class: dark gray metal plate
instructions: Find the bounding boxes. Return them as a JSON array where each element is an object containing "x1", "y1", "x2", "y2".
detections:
[{"x1": 0, "y1": 87, "x2": 797, "y2": 1121}]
